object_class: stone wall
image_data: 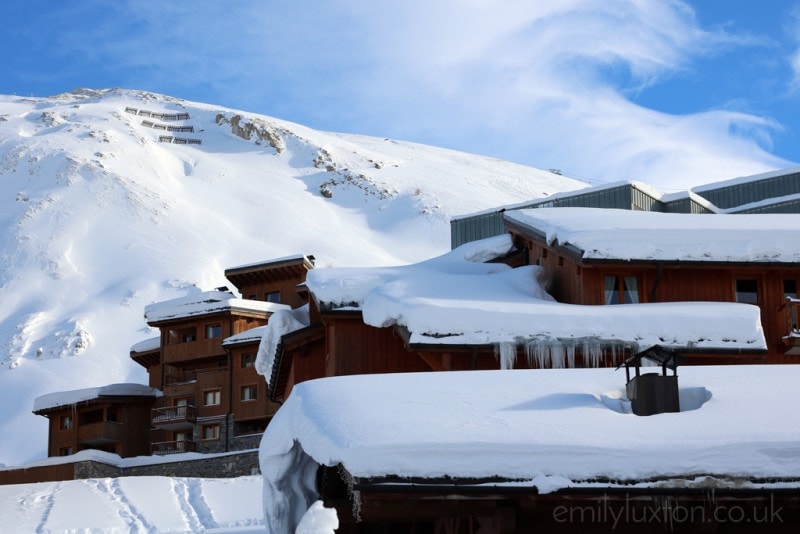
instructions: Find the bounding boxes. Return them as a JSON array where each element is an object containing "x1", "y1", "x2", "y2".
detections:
[
  {"x1": 0, "y1": 450, "x2": 260, "y2": 486},
  {"x1": 122, "y1": 450, "x2": 259, "y2": 478}
]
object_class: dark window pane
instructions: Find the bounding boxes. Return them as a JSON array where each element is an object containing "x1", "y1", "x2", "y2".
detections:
[{"x1": 735, "y1": 279, "x2": 758, "y2": 304}]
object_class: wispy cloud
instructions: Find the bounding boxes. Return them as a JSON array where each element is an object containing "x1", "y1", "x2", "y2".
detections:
[{"x1": 1, "y1": 0, "x2": 793, "y2": 188}]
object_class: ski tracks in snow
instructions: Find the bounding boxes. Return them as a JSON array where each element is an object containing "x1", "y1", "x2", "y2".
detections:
[
  {"x1": 90, "y1": 477, "x2": 155, "y2": 532},
  {"x1": 173, "y1": 477, "x2": 220, "y2": 532}
]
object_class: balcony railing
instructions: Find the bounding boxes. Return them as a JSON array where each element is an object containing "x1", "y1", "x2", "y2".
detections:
[
  {"x1": 77, "y1": 421, "x2": 123, "y2": 445},
  {"x1": 781, "y1": 297, "x2": 800, "y2": 355},
  {"x1": 152, "y1": 405, "x2": 197, "y2": 429},
  {"x1": 164, "y1": 370, "x2": 197, "y2": 385},
  {"x1": 151, "y1": 439, "x2": 196, "y2": 455},
  {"x1": 786, "y1": 297, "x2": 800, "y2": 337}
]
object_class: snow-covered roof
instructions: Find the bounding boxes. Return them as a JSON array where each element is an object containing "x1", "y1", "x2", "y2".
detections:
[
  {"x1": 224, "y1": 254, "x2": 313, "y2": 272},
  {"x1": 33, "y1": 383, "x2": 162, "y2": 413},
  {"x1": 451, "y1": 180, "x2": 657, "y2": 221},
  {"x1": 505, "y1": 208, "x2": 800, "y2": 263},
  {"x1": 129, "y1": 336, "x2": 160, "y2": 353},
  {"x1": 303, "y1": 234, "x2": 766, "y2": 354},
  {"x1": 144, "y1": 290, "x2": 289, "y2": 323},
  {"x1": 260, "y1": 365, "x2": 800, "y2": 526},
  {"x1": 222, "y1": 325, "x2": 267, "y2": 346},
  {"x1": 691, "y1": 164, "x2": 800, "y2": 194}
]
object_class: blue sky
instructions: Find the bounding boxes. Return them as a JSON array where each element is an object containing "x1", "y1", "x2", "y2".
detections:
[{"x1": 2, "y1": 0, "x2": 800, "y2": 189}]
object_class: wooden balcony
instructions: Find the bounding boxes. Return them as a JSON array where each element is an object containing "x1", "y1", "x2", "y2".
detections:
[
  {"x1": 77, "y1": 421, "x2": 123, "y2": 446},
  {"x1": 164, "y1": 370, "x2": 197, "y2": 385},
  {"x1": 152, "y1": 405, "x2": 196, "y2": 430},
  {"x1": 151, "y1": 439, "x2": 196, "y2": 456},
  {"x1": 781, "y1": 297, "x2": 800, "y2": 355},
  {"x1": 162, "y1": 339, "x2": 224, "y2": 365}
]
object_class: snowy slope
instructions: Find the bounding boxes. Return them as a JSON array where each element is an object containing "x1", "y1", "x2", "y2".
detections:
[
  {"x1": 0, "y1": 474, "x2": 265, "y2": 533},
  {"x1": 0, "y1": 88, "x2": 585, "y2": 466}
]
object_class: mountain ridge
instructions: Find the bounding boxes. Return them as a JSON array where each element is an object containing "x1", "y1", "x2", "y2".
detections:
[{"x1": 0, "y1": 87, "x2": 585, "y2": 464}]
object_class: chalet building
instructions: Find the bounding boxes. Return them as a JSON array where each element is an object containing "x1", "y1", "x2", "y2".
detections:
[
  {"x1": 265, "y1": 225, "x2": 775, "y2": 401},
  {"x1": 503, "y1": 208, "x2": 800, "y2": 363},
  {"x1": 263, "y1": 170, "x2": 800, "y2": 401},
  {"x1": 133, "y1": 255, "x2": 314, "y2": 456},
  {"x1": 32, "y1": 384, "x2": 161, "y2": 458},
  {"x1": 32, "y1": 255, "x2": 314, "y2": 462}
]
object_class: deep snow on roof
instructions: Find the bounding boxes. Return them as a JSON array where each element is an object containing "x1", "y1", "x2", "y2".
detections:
[
  {"x1": 223, "y1": 325, "x2": 267, "y2": 346},
  {"x1": 33, "y1": 383, "x2": 162, "y2": 413},
  {"x1": 505, "y1": 208, "x2": 800, "y2": 262},
  {"x1": 301, "y1": 234, "x2": 766, "y2": 354},
  {"x1": 129, "y1": 336, "x2": 160, "y2": 353},
  {"x1": 261, "y1": 365, "x2": 800, "y2": 486},
  {"x1": 143, "y1": 290, "x2": 289, "y2": 323}
]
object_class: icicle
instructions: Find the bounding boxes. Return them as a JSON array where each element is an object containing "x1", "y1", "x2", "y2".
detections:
[
  {"x1": 566, "y1": 343, "x2": 576, "y2": 368},
  {"x1": 584, "y1": 341, "x2": 602, "y2": 368},
  {"x1": 536, "y1": 343, "x2": 549, "y2": 369},
  {"x1": 550, "y1": 341, "x2": 565, "y2": 368},
  {"x1": 494, "y1": 342, "x2": 516, "y2": 370}
]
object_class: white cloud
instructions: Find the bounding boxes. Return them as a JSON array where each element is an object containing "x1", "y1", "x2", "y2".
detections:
[{"x1": 18, "y1": 0, "x2": 794, "y2": 189}]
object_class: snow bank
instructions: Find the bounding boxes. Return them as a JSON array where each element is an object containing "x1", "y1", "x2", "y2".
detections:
[
  {"x1": 0, "y1": 475, "x2": 264, "y2": 532},
  {"x1": 296, "y1": 501, "x2": 339, "y2": 533}
]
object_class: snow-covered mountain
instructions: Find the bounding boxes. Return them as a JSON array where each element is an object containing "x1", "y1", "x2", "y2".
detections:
[{"x1": 0, "y1": 88, "x2": 585, "y2": 465}]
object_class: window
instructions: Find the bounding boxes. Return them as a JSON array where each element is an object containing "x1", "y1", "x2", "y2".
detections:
[
  {"x1": 241, "y1": 385, "x2": 258, "y2": 401},
  {"x1": 265, "y1": 291, "x2": 281, "y2": 303},
  {"x1": 202, "y1": 424, "x2": 220, "y2": 441},
  {"x1": 784, "y1": 279, "x2": 798, "y2": 300},
  {"x1": 203, "y1": 390, "x2": 221, "y2": 406},
  {"x1": 603, "y1": 275, "x2": 639, "y2": 304},
  {"x1": 735, "y1": 279, "x2": 759, "y2": 304},
  {"x1": 205, "y1": 324, "x2": 222, "y2": 339},
  {"x1": 60, "y1": 415, "x2": 73, "y2": 430},
  {"x1": 80, "y1": 409, "x2": 103, "y2": 426},
  {"x1": 241, "y1": 353, "x2": 256, "y2": 369},
  {"x1": 170, "y1": 327, "x2": 197, "y2": 343},
  {"x1": 58, "y1": 446, "x2": 73, "y2": 456}
]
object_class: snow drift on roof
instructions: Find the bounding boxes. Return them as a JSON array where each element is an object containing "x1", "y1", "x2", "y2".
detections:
[
  {"x1": 222, "y1": 325, "x2": 267, "y2": 346},
  {"x1": 33, "y1": 383, "x2": 162, "y2": 412},
  {"x1": 264, "y1": 366, "x2": 800, "y2": 481},
  {"x1": 505, "y1": 208, "x2": 800, "y2": 262},
  {"x1": 260, "y1": 365, "x2": 800, "y2": 529},
  {"x1": 129, "y1": 336, "x2": 160, "y2": 353},
  {"x1": 256, "y1": 306, "x2": 311, "y2": 378},
  {"x1": 143, "y1": 290, "x2": 289, "y2": 323},
  {"x1": 304, "y1": 234, "x2": 765, "y2": 353}
]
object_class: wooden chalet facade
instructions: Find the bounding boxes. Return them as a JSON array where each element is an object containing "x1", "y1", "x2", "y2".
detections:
[
  {"x1": 503, "y1": 209, "x2": 800, "y2": 364},
  {"x1": 269, "y1": 299, "x2": 531, "y2": 403},
  {"x1": 33, "y1": 385, "x2": 160, "y2": 458}
]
